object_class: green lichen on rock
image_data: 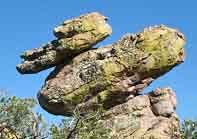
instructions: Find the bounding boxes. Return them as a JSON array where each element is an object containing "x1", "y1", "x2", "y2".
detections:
[
  {"x1": 16, "y1": 13, "x2": 186, "y2": 139},
  {"x1": 54, "y1": 12, "x2": 112, "y2": 53},
  {"x1": 53, "y1": 12, "x2": 112, "y2": 38},
  {"x1": 16, "y1": 12, "x2": 112, "y2": 74},
  {"x1": 37, "y1": 25, "x2": 185, "y2": 116}
]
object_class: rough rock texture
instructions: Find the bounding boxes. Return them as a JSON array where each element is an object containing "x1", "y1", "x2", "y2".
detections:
[
  {"x1": 37, "y1": 25, "x2": 185, "y2": 116},
  {"x1": 16, "y1": 13, "x2": 186, "y2": 139},
  {"x1": 102, "y1": 87, "x2": 180, "y2": 139},
  {"x1": 16, "y1": 12, "x2": 112, "y2": 74}
]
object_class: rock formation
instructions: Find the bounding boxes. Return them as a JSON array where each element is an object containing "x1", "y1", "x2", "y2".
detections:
[
  {"x1": 102, "y1": 87, "x2": 180, "y2": 139},
  {"x1": 17, "y1": 12, "x2": 186, "y2": 139},
  {"x1": 16, "y1": 12, "x2": 112, "y2": 74}
]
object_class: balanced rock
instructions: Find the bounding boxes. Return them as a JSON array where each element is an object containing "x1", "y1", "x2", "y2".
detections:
[
  {"x1": 16, "y1": 12, "x2": 112, "y2": 74},
  {"x1": 37, "y1": 25, "x2": 185, "y2": 116},
  {"x1": 16, "y1": 12, "x2": 186, "y2": 139}
]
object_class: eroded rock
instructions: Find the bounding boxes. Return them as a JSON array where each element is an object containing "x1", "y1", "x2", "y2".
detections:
[
  {"x1": 101, "y1": 87, "x2": 180, "y2": 139},
  {"x1": 37, "y1": 25, "x2": 185, "y2": 116},
  {"x1": 16, "y1": 13, "x2": 186, "y2": 139},
  {"x1": 16, "y1": 12, "x2": 112, "y2": 74}
]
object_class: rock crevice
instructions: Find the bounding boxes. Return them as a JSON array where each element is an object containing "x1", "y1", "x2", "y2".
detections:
[{"x1": 101, "y1": 87, "x2": 180, "y2": 139}]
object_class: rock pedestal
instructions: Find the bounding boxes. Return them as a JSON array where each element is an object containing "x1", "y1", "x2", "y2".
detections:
[{"x1": 102, "y1": 88, "x2": 180, "y2": 139}]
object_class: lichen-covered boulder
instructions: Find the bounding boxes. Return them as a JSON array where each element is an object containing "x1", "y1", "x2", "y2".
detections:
[
  {"x1": 101, "y1": 87, "x2": 180, "y2": 139},
  {"x1": 16, "y1": 12, "x2": 186, "y2": 139},
  {"x1": 53, "y1": 12, "x2": 111, "y2": 39},
  {"x1": 37, "y1": 25, "x2": 185, "y2": 116},
  {"x1": 16, "y1": 12, "x2": 112, "y2": 74}
]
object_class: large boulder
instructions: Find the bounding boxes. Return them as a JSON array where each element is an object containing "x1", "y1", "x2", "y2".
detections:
[{"x1": 37, "y1": 25, "x2": 185, "y2": 116}]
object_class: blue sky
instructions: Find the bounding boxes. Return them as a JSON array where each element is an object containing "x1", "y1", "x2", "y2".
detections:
[{"x1": 0, "y1": 0, "x2": 197, "y2": 122}]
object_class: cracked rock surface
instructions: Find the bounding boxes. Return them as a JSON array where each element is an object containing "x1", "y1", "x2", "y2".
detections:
[
  {"x1": 102, "y1": 87, "x2": 180, "y2": 139},
  {"x1": 37, "y1": 25, "x2": 185, "y2": 116},
  {"x1": 17, "y1": 12, "x2": 186, "y2": 139},
  {"x1": 16, "y1": 12, "x2": 112, "y2": 74}
]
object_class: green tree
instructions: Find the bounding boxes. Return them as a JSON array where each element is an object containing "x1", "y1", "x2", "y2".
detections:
[
  {"x1": 0, "y1": 91, "x2": 111, "y2": 139},
  {"x1": 181, "y1": 120, "x2": 197, "y2": 139},
  {"x1": 50, "y1": 109, "x2": 111, "y2": 139},
  {"x1": 50, "y1": 118, "x2": 71, "y2": 139},
  {"x1": 0, "y1": 92, "x2": 48, "y2": 139}
]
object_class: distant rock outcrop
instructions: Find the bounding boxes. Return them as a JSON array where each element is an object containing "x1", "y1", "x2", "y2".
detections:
[{"x1": 17, "y1": 12, "x2": 186, "y2": 139}]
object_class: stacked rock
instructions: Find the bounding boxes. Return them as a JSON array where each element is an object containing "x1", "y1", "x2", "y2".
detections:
[
  {"x1": 37, "y1": 24, "x2": 185, "y2": 116},
  {"x1": 17, "y1": 12, "x2": 186, "y2": 139},
  {"x1": 16, "y1": 12, "x2": 112, "y2": 74}
]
